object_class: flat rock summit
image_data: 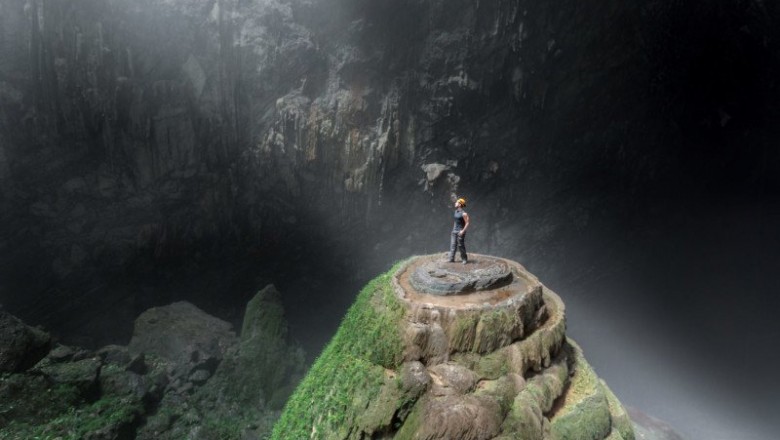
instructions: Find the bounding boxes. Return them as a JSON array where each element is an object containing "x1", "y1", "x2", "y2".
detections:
[{"x1": 272, "y1": 254, "x2": 637, "y2": 440}]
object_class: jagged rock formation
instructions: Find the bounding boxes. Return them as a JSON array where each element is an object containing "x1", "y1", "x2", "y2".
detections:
[
  {"x1": 0, "y1": 287, "x2": 303, "y2": 440},
  {"x1": 6, "y1": 0, "x2": 777, "y2": 347},
  {"x1": 272, "y1": 255, "x2": 635, "y2": 440},
  {"x1": 128, "y1": 301, "x2": 238, "y2": 379},
  {"x1": 0, "y1": 267, "x2": 684, "y2": 440},
  {"x1": 0, "y1": 310, "x2": 51, "y2": 372}
]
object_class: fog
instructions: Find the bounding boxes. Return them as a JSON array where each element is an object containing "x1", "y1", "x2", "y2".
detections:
[
  {"x1": 540, "y1": 196, "x2": 780, "y2": 440},
  {"x1": 271, "y1": 189, "x2": 779, "y2": 440},
  {"x1": 2, "y1": 0, "x2": 779, "y2": 439}
]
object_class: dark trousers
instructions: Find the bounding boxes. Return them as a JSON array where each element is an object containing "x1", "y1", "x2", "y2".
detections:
[{"x1": 449, "y1": 231, "x2": 467, "y2": 262}]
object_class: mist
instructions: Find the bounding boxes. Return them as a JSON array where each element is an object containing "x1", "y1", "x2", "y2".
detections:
[{"x1": 2, "y1": 0, "x2": 779, "y2": 439}]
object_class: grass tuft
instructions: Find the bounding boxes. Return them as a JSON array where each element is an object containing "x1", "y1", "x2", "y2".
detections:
[{"x1": 270, "y1": 261, "x2": 407, "y2": 439}]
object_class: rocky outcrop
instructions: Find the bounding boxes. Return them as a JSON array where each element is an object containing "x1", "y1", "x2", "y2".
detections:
[
  {"x1": 128, "y1": 301, "x2": 237, "y2": 379},
  {"x1": 0, "y1": 0, "x2": 315, "y2": 343},
  {"x1": 0, "y1": 334, "x2": 156, "y2": 439},
  {"x1": 0, "y1": 3, "x2": 777, "y2": 393},
  {"x1": 271, "y1": 255, "x2": 635, "y2": 440},
  {"x1": 410, "y1": 256, "x2": 514, "y2": 295},
  {"x1": 7, "y1": 0, "x2": 777, "y2": 348},
  {"x1": 136, "y1": 288, "x2": 304, "y2": 440},
  {"x1": 231, "y1": 284, "x2": 305, "y2": 408},
  {"x1": 0, "y1": 291, "x2": 303, "y2": 440},
  {"x1": 0, "y1": 310, "x2": 51, "y2": 372}
]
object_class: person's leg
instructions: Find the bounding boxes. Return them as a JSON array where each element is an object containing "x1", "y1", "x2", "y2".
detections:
[
  {"x1": 448, "y1": 232, "x2": 457, "y2": 262},
  {"x1": 458, "y1": 233, "x2": 468, "y2": 263}
]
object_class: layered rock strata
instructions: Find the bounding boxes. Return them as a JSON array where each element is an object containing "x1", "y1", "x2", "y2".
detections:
[{"x1": 272, "y1": 255, "x2": 635, "y2": 440}]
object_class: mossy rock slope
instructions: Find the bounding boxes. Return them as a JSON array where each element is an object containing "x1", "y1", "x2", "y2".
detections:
[{"x1": 272, "y1": 255, "x2": 636, "y2": 440}]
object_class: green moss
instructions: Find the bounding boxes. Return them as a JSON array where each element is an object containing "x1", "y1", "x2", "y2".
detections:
[
  {"x1": 503, "y1": 292, "x2": 567, "y2": 376},
  {"x1": 392, "y1": 397, "x2": 425, "y2": 440},
  {"x1": 79, "y1": 396, "x2": 142, "y2": 433},
  {"x1": 502, "y1": 397, "x2": 544, "y2": 440},
  {"x1": 548, "y1": 340, "x2": 612, "y2": 440},
  {"x1": 198, "y1": 408, "x2": 277, "y2": 440},
  {"x1": 549, "y1": 393, "x2": 611, "y2": 440},
  {"x1": 270, "y1": 262, "x2": 408, "y2": 440},
  {"x1": 242, "y1": 285, "x2": 287, "y2": 340},
  {"x1": 474, "y1": 350, "x2": 509, "y2": 380},
  {"x1": 224, "y1": 284, "x2": 306, "y2": 409},
  {"x1": 601, "y1": 380, "x2": 635, "y2": 440},
  {"x1": 501, "y1": 356, "x2": 568, "y2": 439},
  {"x1": 1, "y1": 395, "x2": 142, "y2": 440},
  {"x1": 355, "y1": 373, "x2": 406, "y2": 434},
  {"x1": 0, "y1": 374, "x2": 82, "y2": 429},
  {"x1": 473, "y1": 376, "x2": 516, "y2": 416},
  {"x1": 551, "y1": 341, "x2": 602, "y2": 418},
  {"x1": 36, "y1": 358, "x2": 101, "y2": 395},
  {"x1": 448, "y1": 314, "x2": 478, "y2": 351},
  {"x1": 450, "y1": 352, "x2": 480, "y2": 370},
  {"x1": 474, "y1": 309, "x2": 519, "y2": 353},
  {"x1": 605, "y1": 429, "x2": 626, "y2": 440}
]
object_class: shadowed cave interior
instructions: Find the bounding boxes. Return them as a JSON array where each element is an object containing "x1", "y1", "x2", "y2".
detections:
[{"x1": 1, "y1": 1, "x2": 779, "y2": 439}]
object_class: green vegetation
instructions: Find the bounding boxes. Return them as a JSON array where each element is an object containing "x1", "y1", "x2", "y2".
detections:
[
  {"x1": 475, "y1": 350, "x2": 510, "y2": 379},
  {"x1": 134, "y1": 285, "x2": 306, "y2": 440},
  {"x1": 551, "y1": 341, "x2": 601, "y2": 416},
  {"x1": 198, "y1": 407, "x2": 278, "y2": 440},
  {"x1": 474, "y1": 309, "x2": 520, "y2": 353},
  {"x1": 0, "y1": 395, "x2": 142, "y2": 440},
  {"x1": 474, "y1": 376, "x2": 517, "y2": 415},
  {"x1": 392, "y1": 398, "x2": 424, "y2": 440},
  {"x1": 0, "y1": 375, "x2": 82, "y2": 431},
  {"x1": 502, "y1": 358, "x2": 568, "y2": 438},
  {"x1": 231, "y1": 284, "x2": 306, "y2": 409},
  {"x1": 449, "y1": 314, "x2": 478, "y2": 351},
  {"x1": 270, "y1": 262, "x2": 408, "y2": 439},
  {"x1": 548, "y1": 340, "x2": 613, "y2": 440},
  {"x1": 601, "y1": 380, "x2": 635, "y2": 440}
]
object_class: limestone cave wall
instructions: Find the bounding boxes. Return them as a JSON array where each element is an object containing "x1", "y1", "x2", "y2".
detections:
[{"x1": 1, "y1": 0, "x2": 778, "y2": 344}]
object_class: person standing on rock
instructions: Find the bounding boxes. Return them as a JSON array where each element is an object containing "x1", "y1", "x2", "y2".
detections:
[{"x1": 448, "y1": 197, "x2": 470, "y2": 264}]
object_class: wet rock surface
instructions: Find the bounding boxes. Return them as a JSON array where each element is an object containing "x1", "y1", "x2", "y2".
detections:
[
  {"x1": 410, "y1": 255, "x2": 514, "y2": 295},
  {"x1": 6, "y1": 0, "x2": 776, "y2": 359},
  {"x1": 0, "y1": 1, "x2": 770, "y2": 438},
  {"x1": 272, "y1": 255, "x2": 638, "y2": 440}
]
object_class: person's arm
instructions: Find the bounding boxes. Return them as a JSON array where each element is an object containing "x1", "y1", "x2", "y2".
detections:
[{"x1": 459, "y1": 212, "x2": 470, "y2": 235}]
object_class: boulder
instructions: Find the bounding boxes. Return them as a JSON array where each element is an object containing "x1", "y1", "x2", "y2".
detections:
[
  {"x1": 415, "y1": 395, "x2": 503, "y2": 440},
  {"x1": 0, "y1": 310, "x2": 51, "y2": 372},
  {"x1": 48, "y1": 344, "x2": 77, "y2": 362},
  {"x1": 128, "y1": 301, "x2": 237, "y2": 376},
  {"x1": 229, "y1": 284, "x2": 304, "y2": 407},
  {"x1": 97, "y1": 344, "x2": 132, "y2": 366},
  {"x1": 98, "y1": 367, "x2": 149, "y2": 399},
  {"x1": 47, "y1": 344, "x2": 92, "y2": 363},
  {"x1": 429, "y1": 362, "x2": 478, "y2": 396},
  {"x1": 37, "y1": 357, "x2": 102, "y2": 394}
]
